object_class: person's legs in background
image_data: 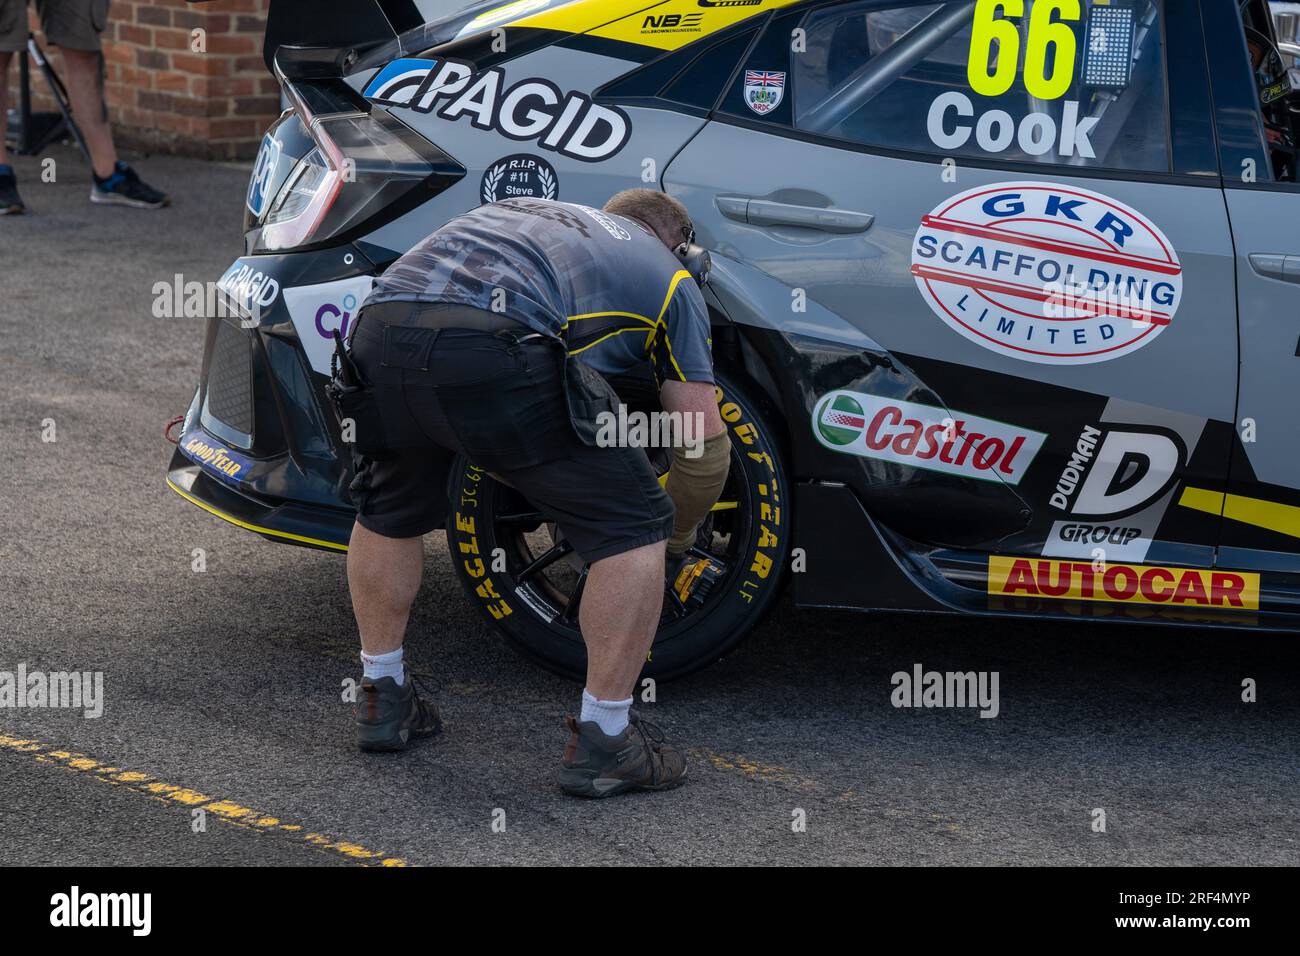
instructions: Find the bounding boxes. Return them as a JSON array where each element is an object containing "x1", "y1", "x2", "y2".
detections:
[
  {"x1": 1, "y1": 49, "x2": 11, "y2": 167},
  {"x1": 56, "y1": 46, "x2": 113, "y2": 177},
  {"x1": 37, "y1": 0, "x2": 169, "y2": 207},
  {"x1": 0, "y1": 4, "x2": 26, "y2": 213}
]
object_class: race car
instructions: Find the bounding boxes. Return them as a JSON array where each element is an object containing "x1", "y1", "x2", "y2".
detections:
[{"x1": 168, "y1": 0, "x2": 1300, "y2": 678}]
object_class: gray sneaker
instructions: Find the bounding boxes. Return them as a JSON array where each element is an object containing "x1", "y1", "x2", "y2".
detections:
[
  {"x1": 90, "y1": 163, "x2": 170, "y2": 209},
  {"x1": 354, "y1": 675, "x2": 441, "y2": 752},
  {"x1": 559, "y1": 710, "x2": 687, "y2": 798}
]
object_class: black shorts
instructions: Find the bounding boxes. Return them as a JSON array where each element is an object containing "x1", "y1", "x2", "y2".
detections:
[
  {"x1": 345, "y1": 302, "x2": 674, "y2": 563},
  {"x1": 0, "y1": 0, "x2": 111, "y2": 53}
]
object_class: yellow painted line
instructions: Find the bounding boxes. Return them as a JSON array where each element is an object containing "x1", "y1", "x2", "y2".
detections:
[
  {"x1": 166, "y1": 478, "x2": 349, "y2": 553},
  {"x1": 691, "y1": 747, "x2": 823, "y2": 792},
  {"x1": 1180, "y1": 486, "x2": 1300, "y2": 540},
  {"x1": 0, "y1": 733, "x2": 408, "y2": 866}
]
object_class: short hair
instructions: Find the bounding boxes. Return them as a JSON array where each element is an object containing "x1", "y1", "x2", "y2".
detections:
[{"x1": 604, "y1": 188, "x2": 692, "y2": 247}]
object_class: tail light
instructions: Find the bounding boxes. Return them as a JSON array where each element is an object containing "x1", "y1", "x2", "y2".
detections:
[{"x1": 249, "y1": 66, "x2": 463, "y2": 253}]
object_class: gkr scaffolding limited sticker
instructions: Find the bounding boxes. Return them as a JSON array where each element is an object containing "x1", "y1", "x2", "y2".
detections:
[
  {"x1": 911, "y1": 182, "x2": 1182, "y2": 365},
  {"x1": 813, "y1": 390, "x2": 1045, "y2": 484}
]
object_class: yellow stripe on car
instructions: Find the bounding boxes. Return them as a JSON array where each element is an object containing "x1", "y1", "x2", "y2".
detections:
[
  {"x1": 515, "y1": 0, "x2": 803, "y2": 51},
  {"x1": 166, "y1": 478, "x2": 350, "y2": 552},
  {"x1": 1180, "y1": 486, "x2": 1300, "y2": 540}
]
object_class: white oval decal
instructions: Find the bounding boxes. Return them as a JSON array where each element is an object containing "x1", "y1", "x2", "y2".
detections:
[{"x1": 911, "y1": 182, "x2": 1182, "y2": 365}]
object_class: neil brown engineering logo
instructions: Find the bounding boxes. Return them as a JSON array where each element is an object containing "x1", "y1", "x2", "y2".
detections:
[{"x1": 813, "y1": 390, "x2": 1046, "y2": 484}]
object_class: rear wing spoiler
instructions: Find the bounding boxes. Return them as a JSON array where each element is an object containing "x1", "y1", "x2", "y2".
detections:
[{"x1": 185, "y1": 0, "x2": 425, "y2": 71}]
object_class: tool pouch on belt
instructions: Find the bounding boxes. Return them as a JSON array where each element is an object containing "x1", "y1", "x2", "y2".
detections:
[
  {"x1": 325, "y1": 329, "x2": 389, "y2": 457},
  {"x1": 562, "y1": 353, "x2": 620, "y2": 448}
]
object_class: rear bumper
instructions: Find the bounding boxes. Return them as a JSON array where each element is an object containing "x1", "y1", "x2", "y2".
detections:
[
  {"x1": 167, "y1": 455, "x2": 353, "y2": 552},
  {"x1": 166, "y1": 245, "x2": 382, "y2": 551}
]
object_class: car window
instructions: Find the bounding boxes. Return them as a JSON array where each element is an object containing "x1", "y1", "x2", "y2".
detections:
[
  {"x1": 1237, "y1": 0, "x2": 1300, "y2": 181},
  {"x1": 1274, "y1": 1, "x2": 1300, "y2": 87},
  {"x1": 791, "y1": 0, "x2": 1170, "y2": 173}
]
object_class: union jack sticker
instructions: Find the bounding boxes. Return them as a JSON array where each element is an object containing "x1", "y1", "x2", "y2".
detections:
[{"x1": 744, "y1": 70, "x2": 785, "y2": 115}]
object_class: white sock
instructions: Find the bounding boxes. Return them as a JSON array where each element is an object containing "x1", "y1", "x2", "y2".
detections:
[
  {"x1": 580, "y1": 689, "x2": 632, "y2": 736},
  {"x1": 361, "y1": 647, "x2": 404, "y2": 686}
]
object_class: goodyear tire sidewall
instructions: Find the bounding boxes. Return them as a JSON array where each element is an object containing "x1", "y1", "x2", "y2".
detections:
[{"x1": 446, "y1": 369, "x2": 790, "y2": 681}]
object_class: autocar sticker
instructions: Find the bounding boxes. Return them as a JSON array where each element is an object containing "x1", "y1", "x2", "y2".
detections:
[
  {"x1": 481, "y1": 154, "x2": 560, "y2": 204},
  {"x1": 911, "y1": 182, "x2": 1182, "y2": 365},
  {"x1": 987, "y1": 556, "x2": 1260, "y2": 611},
  {"x1": 812, "y1": 389, "x2": 1046, "y2": 484}
]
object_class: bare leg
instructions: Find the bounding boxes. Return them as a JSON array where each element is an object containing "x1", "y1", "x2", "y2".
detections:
[
  {"x1": 346, "y1": 521, "x2": 424, "y2": 655},
  {"x1": 58, "y1": 48, "x2": 116, "y2": 178},
  {"x1": 0, "y1": 51, "x2": 11, "y2": 167},
  {"x1": 579, "y1": 540, "x2": 665, "y2": 700}
]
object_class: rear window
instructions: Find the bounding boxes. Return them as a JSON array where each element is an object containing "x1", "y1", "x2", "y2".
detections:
[{"x1": 791, "y1": 0, "x2": 1171, "y2": 172}]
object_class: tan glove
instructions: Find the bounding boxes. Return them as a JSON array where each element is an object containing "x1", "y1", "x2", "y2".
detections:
[{"x1": 664, "y1": 430, "x2": 731, "y2": 555}]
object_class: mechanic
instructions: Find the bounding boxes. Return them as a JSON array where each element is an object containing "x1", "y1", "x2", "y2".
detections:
[
  {"x1": 332, "y1": 190, "x2": 730, "y2": 798},
  {"x1": 0, "y1": 0, "x2": 169, "y2": 213}
]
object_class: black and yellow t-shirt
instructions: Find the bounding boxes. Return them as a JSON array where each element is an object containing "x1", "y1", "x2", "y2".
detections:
[{"x1": 367, "y1": 197, "x2": 714, "y2": 385}]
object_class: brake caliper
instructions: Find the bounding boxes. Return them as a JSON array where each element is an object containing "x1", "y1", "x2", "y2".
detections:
[{"x1": 672, "y1": 556, "x2": 725, "y2": 609}]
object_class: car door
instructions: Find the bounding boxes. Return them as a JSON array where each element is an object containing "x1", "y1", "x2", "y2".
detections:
[
  {"x1": 1199, "y1": 0, "x2": 1300, "y2": 576},
  {"x1": 665, "y1": 0, "x2": 1236, "y2": 571}
]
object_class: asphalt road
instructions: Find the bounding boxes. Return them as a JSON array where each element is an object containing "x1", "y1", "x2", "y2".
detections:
[{"x1": 2, "y1": 145, "x2": 1298, "y2": 867}]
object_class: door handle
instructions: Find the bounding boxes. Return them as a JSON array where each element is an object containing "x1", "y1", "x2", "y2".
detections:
[
  {"x1": 716, "y1": 196, "x2": 749, "y2": 222},
  {"x1": 714, "y1": 195, "x2": 874, "y2": 233},
  {"x1": 1249, "y1": 253, "x2": 1300, "y2": 283}
]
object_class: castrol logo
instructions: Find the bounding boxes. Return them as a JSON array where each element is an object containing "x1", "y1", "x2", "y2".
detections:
[{"x1": 813, "y1": 390, "x2": 1045, "y2": 485}]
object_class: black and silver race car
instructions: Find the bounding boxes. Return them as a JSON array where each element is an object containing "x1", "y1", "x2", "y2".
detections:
[{"x1": 169, "y1": 0, "x2": 1300, "y2": 678}]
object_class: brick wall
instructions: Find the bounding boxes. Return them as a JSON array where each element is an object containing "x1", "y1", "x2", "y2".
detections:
[{"x1": 27, "y1": 0, "x2": 279, "y2": 160}]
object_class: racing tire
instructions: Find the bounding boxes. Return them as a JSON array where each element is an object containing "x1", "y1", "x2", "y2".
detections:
[{"x1": 445, "y1": 367, "x2": 791, "y2": 681}]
